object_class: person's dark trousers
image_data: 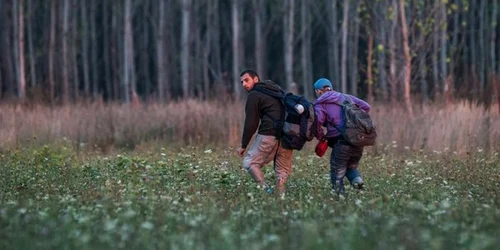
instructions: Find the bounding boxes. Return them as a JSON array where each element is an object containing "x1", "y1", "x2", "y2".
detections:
[{"x1": 328, "y1": 137, "x2": 363, "y2": 195}]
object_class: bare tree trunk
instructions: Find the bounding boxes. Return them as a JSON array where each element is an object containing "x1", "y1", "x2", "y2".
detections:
[
  {"x1": 254, "y1": 0, "x2": 265, "y2": 78},
  {"x1": 388, "y1": 0, "x2": 398, "y2": 104},
  {"x1": 203, "y1": 0, "x2": 212, "y2": 100},
  {"x1": 449, "y1": 0, "x2": 460, "y2": 74},
  {"x1": 0, "y1": 0, "x2": 2, "y2": 98},
  {"x1": 417, "y1": 5, "x2": 428, "y2": 103},
  {"x1": 102, "y1": 0, "x2": 112, "y2": 100},
  {"x1": 12, "y1": 0, "x2": 20, "y2": 97},
  {"x1": 478, "y1": 0, "x2": 486, "y2": 100},
  {"x1": 340, "y1": 0, "x2": 349, "y2": 93},
  {"x1": 26, "y1": 0, "x2": 36, "y2": 88},
  {"x1": 141, "y1": 1, "x2": 151, "y2": 98},
  {"x1": 488, "y1": 0, "x2": 498, "y2": 107},
  {"x1": 493, "y1": 75, "x2": 500, "y2": 115},
  {"x1": 367, "y1": 34, "x2": 374, "y2": 104},
  {"x1": 432, "y1": 9, "x2": 439, "y2": 100},
  {"x1": 329, "y1": 0, "x2": 340, "y2": 88},
  {"x1": 212, "y1": 0, "x2": 222, "y2": 83},
  {"x1": 48, "y1": 0, "x2": 56, "y2": 102},
  {"x1": 1, "y1": 0, "x2": 16, "y2": 98},
  {"x1": 181, "y1": 0, "x2": 192, "y2": 99},
  {"x1": 71, "y1": 0, "x2": 79, "y2": 101},
  {"x1": 122, "y1": 0, "x2": 134, "y2": 103},
  {"x1": 16, "y1": 0, "x2": 26, "y2": 100},
  {"x1": 193, "y1": 1, "x2": 202, "y2": 98},
  {"x1": 112, "y1": 4, "x2": 121, "y2": 101},
  {"x1": 232, "y1": 0, "x2": 241, "y2": 99},
  {"x1": 376, "y1": 1, "x2": 388, "y2": 101},
  {"x1": 80, "y1": 0, "x2": 90, "y2": 96},
  {"x1": 400, "y1": 0, "x2": 412, "y2": 116},
  {"x1": 62, "y1": 0, "x2": 70, "y2": 103},
  {"x1": 301, "y1": 0, "x2": 312, "y2": 98},
  {"x1": 90, "y1": 0, "x2": 98, "y2": 98},
  {"x1": 491, "y1": 0, "x2": 497, "y2": 76},
  {"x1": 0, "y1": 0, "x2": 4, "y2": 98},
  {"x1": 469, "y1": 0, "x2": 478, "y2": 98},
  {"x1": 349, "y1": 0, "x2": 360, "y2": 95},
  {"x1": 284, "y1": 0, "x2": 295, "y2": 91},
  {"x1": 156, "y1": 0, "x2": 168, "y2": 102},
  {"x1": 439, "y1": 0, "x2": 449, "y2": 104},
  {"x1": 446, "y1": 0, "x2": 460, "y2": 104}
]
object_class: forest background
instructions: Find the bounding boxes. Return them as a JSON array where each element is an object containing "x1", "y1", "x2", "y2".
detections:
[{"x1": 0, "y1": 0, "x2": 499, "y2": 152}]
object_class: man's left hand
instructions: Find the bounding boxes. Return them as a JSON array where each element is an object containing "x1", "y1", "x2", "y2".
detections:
[{"x1": 237, "y1": 147, "x2": 246, "y2": 157}]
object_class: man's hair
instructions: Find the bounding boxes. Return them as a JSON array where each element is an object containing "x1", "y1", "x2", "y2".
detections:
[{"x1": 240, "y1": 69, "x2": 260, "y2": 80}]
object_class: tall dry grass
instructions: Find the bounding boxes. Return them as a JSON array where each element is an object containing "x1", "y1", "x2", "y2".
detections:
[
  {"x1": 0, "y1": 100, "x2": 498, "y2": 153},
  {"x1": 371, "y1": 102, "x2": 499, "y2": 154}
]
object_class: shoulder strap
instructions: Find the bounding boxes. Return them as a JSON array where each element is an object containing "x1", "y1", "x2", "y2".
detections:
[
  {"x1": 343, "y1": 94, "x2": 353, "y2": 104},
  {"x1": 330, "y1": 94, "x2": 354, "y2": 107},
  {"x1": 252, "y1": 86, "x2": 284, "y2": 99},
  {"x1": 252, "y1": 86, "x2": 286, "y2": 122}
]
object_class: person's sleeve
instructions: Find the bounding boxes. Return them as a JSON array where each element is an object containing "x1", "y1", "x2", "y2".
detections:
[
  {"x1": 351, "y1": 95, "x2": 371, "y2": 113},
  {"x1": 241, "y1": 92, "x2": 261, "y2": 148},
  {"x1": 314, "y1": 104, "x2": 326, "y2": 141}
]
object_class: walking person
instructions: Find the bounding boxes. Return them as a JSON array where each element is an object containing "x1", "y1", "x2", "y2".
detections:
[
  {"x1": 313, "y1": 78, "x2": 371, "y2": 196},
  {"x1": 236, "y1": 70, "x2": 293, "y2": 194}
]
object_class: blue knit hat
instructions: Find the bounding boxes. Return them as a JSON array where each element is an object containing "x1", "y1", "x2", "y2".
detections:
[{"x1": 313, "y1": 78, "x2": 333, "y2": 90}]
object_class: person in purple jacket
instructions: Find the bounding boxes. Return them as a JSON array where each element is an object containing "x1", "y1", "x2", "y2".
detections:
[{"x1": 313, "y1": 78, "x2": 371, "y2": 197}]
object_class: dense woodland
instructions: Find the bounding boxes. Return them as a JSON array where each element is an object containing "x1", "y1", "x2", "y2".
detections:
[{"x1": 0, "y1": 0, "x2": 499, "y2": 112}]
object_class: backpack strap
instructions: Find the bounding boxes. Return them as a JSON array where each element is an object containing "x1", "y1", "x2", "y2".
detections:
[
  {"x1": 251, "y1": 86, "x2": 286, "y2": 138},
  {"x1": 328, "y1": 94, "x2": 350, "y2": 134},
  {"x1": 343, "y1": 94, "x2": 353, "y2": 104},
  {"x1": 252, "y1": 86, "x2": 284, "y2": 99}
]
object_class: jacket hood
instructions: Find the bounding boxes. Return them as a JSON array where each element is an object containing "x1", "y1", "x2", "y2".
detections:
[
  {"x1": 254, "y1": 80, "x2": 282, "y2": 92},
  {"x1": 314, "y1": 91, "x2": 343, "y2": 105}
]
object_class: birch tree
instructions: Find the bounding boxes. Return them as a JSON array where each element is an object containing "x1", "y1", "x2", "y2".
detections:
[
  {"x1": 400, "y1": 0, "x2": 413, "y2": 115},
  {"x1": 329, "y1": 0, "x2": 340, "y2": 89},
  {"x1": 80, "y1": 0, "x2": 90, "y2": 96},
  {"x1": 301, "y1": 0, "x2": 312, "y2": 98},
  {"x1": 469, "y1": 0, "x2": 477, "y2": 96},
  {"x1": 181, "y1": 0, "x2": 192, "y2": 99},
  {"x1": 102, "y1": 1, "x2": 112, "y2": 99},
  {"x1": 284, "y1": 0, "x2": 295, "y2": 91},
  {"x1": 349, "y1": 0, "x2": 360, "y2": 95},
  {"x1": 254, "y1": 0, "x2": 265, "y2": 78},
  {"x1": 439, "y1": 0, "x2": 448, "y2": 102},
  {"x1": 231, "y1": 0, "x2": 241, "y2": 98},
  {"x1": 16, "y1": 0, "x2": 26, "y2": 99},
  {"x1": 122, "y1": 0, "x2": 134, "y2": 103},
  {"x1": 340, "y1": 0, "x2": 349, "y2": 93},
  {"x1": 141, "y1": 1, "x2": 152, "y2": 97},
  {"x1": 90, "y1": 0, "x2": 98, "y2": 98},
  {"x1": 376, "y1": 1, "x2": 388, "y2": 101},
  {"x1": 388, "y1": 0, "x2": 398, "y2": 104},
  {"x1": 48, "y1": 0, "x2": 56, "y2": 102},
  {"x1": 72, "y1": 0, "x2": 79, "y2": 100},
  {"x1": 156, "y1": 0, "x2": 169, "y2": 102},
  {"x1": 62, "y1": 0, "x2": 70, "y2": 103},
  {"x1": 26, "y1": 0, "x2": 36, "y2": 88}
]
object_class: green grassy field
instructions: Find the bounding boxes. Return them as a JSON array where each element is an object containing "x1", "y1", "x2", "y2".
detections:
[{"x1": 1, "y1": 146, "x2": 499, "y2": 250}]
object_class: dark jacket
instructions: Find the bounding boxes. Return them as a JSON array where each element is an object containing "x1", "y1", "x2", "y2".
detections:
[{"x1": 241, "y1": 80, "x2": 284, "y2": 148}]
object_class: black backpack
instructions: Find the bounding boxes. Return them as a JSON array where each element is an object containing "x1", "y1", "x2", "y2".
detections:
[
  {"x1": 333, "y1": 94, "x2": 377, "y2": 147},
  {"x1": 253, "y1": 85, "x2": 315, "y2": 150}
]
